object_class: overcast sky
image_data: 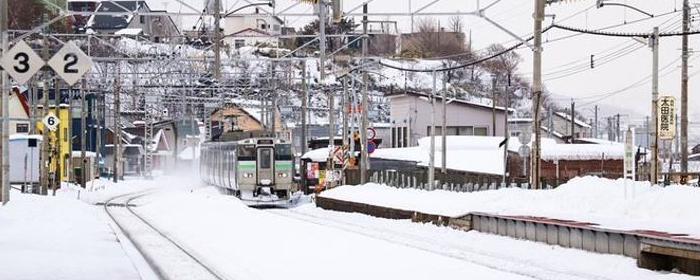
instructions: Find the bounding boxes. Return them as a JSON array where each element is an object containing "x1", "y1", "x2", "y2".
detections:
[{"x1": 147, "y1": 0, "x2": 699, "y2": 140}]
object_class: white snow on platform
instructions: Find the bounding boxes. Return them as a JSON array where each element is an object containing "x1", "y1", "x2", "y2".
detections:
[
  {"x1": 320, "y1": 176, "x2": 700, "y2": 238},
  {"x1": 136, "y1": 187, "x2": 535, "y2": 280},
  {"x1": 0, "y1": 187, "x2": 140, "y2": 280},
  {"x1": 286, "y1": 204, "x2": 696, "y2": 280}
]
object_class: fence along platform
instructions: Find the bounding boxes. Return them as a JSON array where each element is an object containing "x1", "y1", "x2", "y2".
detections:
[{"x1": 316, "y1": 196, "x2": 700, "y2": 276}]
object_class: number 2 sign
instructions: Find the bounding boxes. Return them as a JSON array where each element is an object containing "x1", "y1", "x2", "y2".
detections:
[
  {"x1": 0, "y1": 40, "x2": 44, "y2": 84},
  {"x1": 47, "y1": 41, "x2": 92, "y2": 86}
]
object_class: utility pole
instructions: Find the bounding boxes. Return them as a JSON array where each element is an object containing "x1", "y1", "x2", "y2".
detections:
[
  {"x1": 318, "y1": 0, "x2": 326, "y2": 81},
  {"x1": 492, "y1": 75, "x2": 497, "y2": 137},
  {"x1": 301, "y1": 60, "x2": 308, "y2": 156},
  {"x1": 341, "y1": 77, "x2": 349, "y2": 184},
  {"x1": 650, "y1": 27, "x2": 660, "y2": 184},
  {"x1": 113, "y1": 64, "x2": 121, "y2": 183},
  {"x1": 95, "y1": 90, "x2": 102, "y2": 180},
  {"x1": 616, "y1": 113, "x2": 621, "y2": 142},
  {"x1": 0, "y1": 0, "x2": 8, "y2": 203},
  {"x1": 441, "y1": 72, "x2": 447, "y2": 174},
  {"x1": 531, "y1": 0, "x2": 545, "y2": 189},
  {"x1": 680, "y1": 0, "x2": 689, "y2": 175},
  {"x1": 570, "y1": 100, "x2": 575, "y2": 143},
  {"x1": 359, "y1": 3, "x2": 369, "y2": 184},
  {"x1": 80, "y1": 80, "x2": 87, "y2": 187},
  {"x1": 428, "y1": 71, "x2": 436, "y2": 190},
  {"x1": 504, "y1": 74, "x2": 511, "y2": 184},
  {"x1": 214, "y1": 0, "x2": 221, "y2": 81},
  {"x1": 327, "y1": 87, "x2": 335, "y2": 187},
  {"x1": 594, "y1": 105, "x2": 599, "y2": 138},
  {"x1": 41, "y1": 35, "x2": 50, "y2": 196}
]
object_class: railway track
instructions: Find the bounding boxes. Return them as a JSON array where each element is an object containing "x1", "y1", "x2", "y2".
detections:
[
  {"x1": 267, "y1": 208, "x2": 614, "y2": 280},
  {"x1": 104, "y1": 191, "x2": 230, "y2": 280}
]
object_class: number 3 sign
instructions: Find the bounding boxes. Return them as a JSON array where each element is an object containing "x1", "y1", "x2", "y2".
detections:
[
  {"x1": 0, "y1": 40, "x2": 44, "y2": 84},
  {"x1": 47, "y1": 41, "x2": 92, "y2": 86}
]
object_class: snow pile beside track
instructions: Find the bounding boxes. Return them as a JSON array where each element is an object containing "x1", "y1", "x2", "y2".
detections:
[
  {"x1": 320, "y1": 176, "x2": 700, "y2": 237},
  {"x1": 0, "y1": 188, "x2": 140, "y2": 280}
]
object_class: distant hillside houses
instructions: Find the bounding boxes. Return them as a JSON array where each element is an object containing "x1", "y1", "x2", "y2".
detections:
[{"x1": 85, "y1": 0, "x2": 181, "y2": 43}]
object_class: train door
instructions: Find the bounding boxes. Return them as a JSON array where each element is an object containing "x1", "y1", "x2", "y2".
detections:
[{"x1": 256, "y1": 147, "x2": 274, "y2": 186}]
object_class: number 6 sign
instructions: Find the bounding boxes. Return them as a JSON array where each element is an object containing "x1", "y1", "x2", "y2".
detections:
[
  {"x1": 47, "y1": 41, "x2": 92, "y2": 86},
  {"x1": 0, "y1": 40, "x2": 44, "y2": 84}
]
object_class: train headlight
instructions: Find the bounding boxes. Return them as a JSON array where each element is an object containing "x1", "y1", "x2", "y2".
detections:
[
  {"x1": 277, "y1": 172, "x2": 289, "y2": 178},
  {"x1": 244, "y1": 173, "x2": 254, "y2": 178}
]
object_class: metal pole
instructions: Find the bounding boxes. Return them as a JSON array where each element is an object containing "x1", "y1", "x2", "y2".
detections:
[
  {"x1": 531, "y1": 0, "x2": 545, "y2": 189},
  {"x1": 319, "y1": 0, "x2": 326, "y2": 81},
  {"x1": 504, "y1": 74, "x2": 510, "y2": 185},
  {"x1": 0, "y1": 0, "x2": 8, "y2": 203},
  {"x1": 341, "y1": 77, "x2": 349, "y2": 184},
  {"x1": 328, "y1": 87, "x2": 335, "y2": 187},
  {"x1": 616, "y1": 113, "x2": 621, "y2": 142},
  {"x1": 571, "y1": 100, "x2": 575, "y2": 143},
  {"x1": 80, "y1": 80, "x2": 87, "y2": 187},
  {"x1": 113, "y1": 64, "x2": 121, "y2": 183},
  {"x1": 95, "y1": 90, "x2": 102, "y2": 179},
  {"x1": 492, "y1": 75, "x2": 497, "y2": 137},
  {"x1": 360, "y1": 3, "x2": 369, "y2": 184},
  {"x1": 441, "y1": 72, "x2": 447, "y2": 174},
  {"x1": 428, "y1": 71, "x2": 436, "y2": 190},
  {"x1": 41, "y1": 35, "x2": 50, "y2": 195},
  {"x1": 594, "y1": 105, "x2": 598, "y2": 138},
  {"x1": 651, "y1": 27, "x2": 659, "y2": 184},
  {"x1": 301, "y1": 60, "x2": 308, "y2": 156},
  {"x1": 214, "y1": 0, "x2": 221, "y2": 81},
  {"x1": 680, "y1": 0, "x2": 689, "y2": 175}
]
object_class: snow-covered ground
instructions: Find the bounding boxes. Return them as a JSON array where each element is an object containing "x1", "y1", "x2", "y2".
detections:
[
  {"x1": 320, "y1": 176, "x2": 700, "y2": 238},
  {"x1": 133, "y1": 185, "x2": 697, "y2": 280},
  {"x1": 0, "y1": 187, "x2": 140, "y2": 280},
  {"x1": 2, "y1": 174, "x2": 698, "y2": 279}
]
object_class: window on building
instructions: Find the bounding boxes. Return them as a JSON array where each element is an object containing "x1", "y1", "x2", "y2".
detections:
[
  {"x1": 427, "y1": 126, "x2": 477, "y2": 136},
  {"x1": 260, "y1": 23, "x2": 268, "y2": 30},
  {"x1": 234, "y1": 39, "x2": 245, "y2": 49},
  {"x1": 474, "y1": 127, "x2": 488, "y2": 136},
  {"x1": 392, "y1": 126, "x2": 410, "y2": 148},
  {"x1": 16, "y1": 123, "x2": 28, "y2": 133},
  {"x1": 273, "y1": 24, "x2": 280, "y2": 31},
  {"x1": 139, "y1": 15, "x2": 145, "y2": 24}
]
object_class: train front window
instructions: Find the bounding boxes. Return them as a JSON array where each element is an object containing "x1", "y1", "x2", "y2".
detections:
[
  {"x1": 259, "y1": 149, "x2": 272, "y2": 169},
  {"x1": 275, "y1": 144, "x2": 292, "y2": 160},
  {"x1": 237, "y1": 145, "x2": 255, "y2": 161}
]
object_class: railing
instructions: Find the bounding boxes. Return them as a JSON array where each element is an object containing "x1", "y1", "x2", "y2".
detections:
[{"x1": 369, "y1": 169, "x2": 554, "y2": 192}]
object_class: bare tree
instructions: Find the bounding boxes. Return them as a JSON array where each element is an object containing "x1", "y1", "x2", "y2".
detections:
[
  {"x1": 448, "y1": 15, "x2": 464, "y2": 33},
  {"x1": 402, "y1": 17, "x2": 466, "y2": 58}
]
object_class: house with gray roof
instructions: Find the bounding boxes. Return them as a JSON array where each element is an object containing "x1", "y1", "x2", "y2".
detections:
[{"x1": 86, "y1": 1, "x2": 181, "y2": 43}]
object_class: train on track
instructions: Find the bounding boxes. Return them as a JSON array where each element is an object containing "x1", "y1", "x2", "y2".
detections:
[{"x1": 200, "y1": 131, "x2": 298, "y2": 206}]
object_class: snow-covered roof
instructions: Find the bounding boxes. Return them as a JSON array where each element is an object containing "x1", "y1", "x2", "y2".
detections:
[
  {"x1": 390, "y1": 90, "x2": 514, "y2": 113},
  {"x1": 554, "y1": 112, "x2": 591, "y2": 128},
  {"x1": 371, "y1": 136, "x2": 505, "y2": 175},
  {"x1": 115, "y1": 28, "x2": 143, "y2": 36},
  {"x1": 507, "y1": 137, "x2": 631, "y2": 161},
  {"x1": 301, "y1": 147, "x2": 330, "y2": 162},
  {"x1": 508, "y1": 118, "x2": 533, "y2": 123}
]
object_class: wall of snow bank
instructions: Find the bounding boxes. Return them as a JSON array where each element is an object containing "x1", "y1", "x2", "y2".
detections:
[{"x1": 321, "y1": 176, "x2": 700, "y2": 237}]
